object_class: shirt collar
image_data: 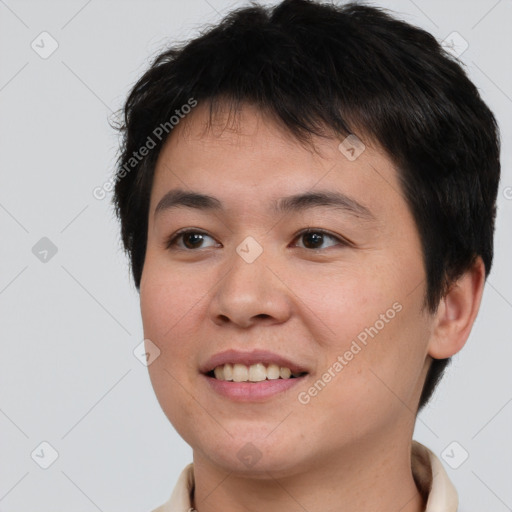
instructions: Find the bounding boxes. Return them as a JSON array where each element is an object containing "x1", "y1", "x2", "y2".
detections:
[{"x1": 153, "y1": 440, "x2": 458, "y2": 512}]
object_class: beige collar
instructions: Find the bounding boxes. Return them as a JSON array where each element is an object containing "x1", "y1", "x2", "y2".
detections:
[{"x1": 152, "y1": 440, "x2": 458, "y2": 512}]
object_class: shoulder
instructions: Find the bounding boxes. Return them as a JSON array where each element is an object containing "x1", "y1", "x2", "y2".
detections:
[
  {"x1": 149, "y1": 463, "x2": 195, "y2": 512},
  {"x1": 411, "y1": 440, "x2": 459, "y2": 511}
]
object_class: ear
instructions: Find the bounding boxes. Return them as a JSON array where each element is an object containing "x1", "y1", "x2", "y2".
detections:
[{"x1": 428, "y1": 257, "x2": 486, "y2": 359}]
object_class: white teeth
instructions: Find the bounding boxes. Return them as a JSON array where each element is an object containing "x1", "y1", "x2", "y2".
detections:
[
  {"x1": 279, "y1": 366, "x2": 291, "y2": 379},
  {"x1": 223, "y1": 363, "x2": 233, "y2": 381},
  {"x1": 232, "y1": 364, "x2": 248, "y2": 382},
  {"x1": 249, "y1": 363, "x2": 267, "y2": 382},
  {"x1": 210, "y1": 362, "x2": 303, "y2": 382},
  {"x1": 266, "y1": 363, "x2": 280, "y2": 380}
]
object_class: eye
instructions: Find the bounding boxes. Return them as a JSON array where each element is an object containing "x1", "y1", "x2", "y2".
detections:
[
  {"x1": 165, "y1": 228, "x2": 350, "y2": 252},
  {"x1": 292, "y1": 229, "x2": 349, "y2": 250},
  {"x1": 165, "y1": 229, "x2": 219, "y2": 250}
]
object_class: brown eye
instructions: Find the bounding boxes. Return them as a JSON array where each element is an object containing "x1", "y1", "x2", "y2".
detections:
[
  {"x1": 294, "y1": 229, "x2": 347, "y2": 250},
  {"x1": 166, "y1": 230, "x2": 218, "y2": 250},
  {"x1": 301, "y1": 232, "x2": 325, "y2": 249},
  {"x1": 182, "y1": 232, "x2": 206, "y2": 249}
]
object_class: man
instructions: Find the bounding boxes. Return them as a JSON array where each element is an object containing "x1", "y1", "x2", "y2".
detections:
[{"x1": 112, "y1": 1, "x2": 501, "y2": 510}]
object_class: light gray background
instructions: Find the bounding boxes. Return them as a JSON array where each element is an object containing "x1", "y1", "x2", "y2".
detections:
[{"x1": 0, "y1": 0, "x2": 511, "y2": 510}]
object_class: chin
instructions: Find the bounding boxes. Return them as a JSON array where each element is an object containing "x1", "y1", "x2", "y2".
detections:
[{"x1": 192, "y1": 433, "x2": 310, "y2": 477}]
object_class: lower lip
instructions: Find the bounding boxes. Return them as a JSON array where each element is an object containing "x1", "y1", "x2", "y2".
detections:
[{"x1": 202, "y1": 374, "x2": 307, "y2": 401}]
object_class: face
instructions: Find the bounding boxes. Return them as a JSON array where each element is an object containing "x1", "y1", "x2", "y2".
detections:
[{"x1": 140, "y1": 102, "x2": 434, "y2": 477}]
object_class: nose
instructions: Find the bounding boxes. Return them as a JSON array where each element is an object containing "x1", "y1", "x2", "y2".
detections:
[{"x1": 208, "y1": 246, "x2": 293, "y2": 329}]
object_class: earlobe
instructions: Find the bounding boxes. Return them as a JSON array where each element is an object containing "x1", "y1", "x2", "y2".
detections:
[{"x1": 428, "y1": 257, "x2": 486, "y2": 359}]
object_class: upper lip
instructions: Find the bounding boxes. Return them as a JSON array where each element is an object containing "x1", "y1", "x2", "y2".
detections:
[{"x1": 200, "y1": 349, "x2": 309, "y2": 375}]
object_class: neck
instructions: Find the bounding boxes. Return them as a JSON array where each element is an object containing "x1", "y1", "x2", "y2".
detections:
[{"x1": 191, "y1": 435, "x2": 426, "y2": 512}]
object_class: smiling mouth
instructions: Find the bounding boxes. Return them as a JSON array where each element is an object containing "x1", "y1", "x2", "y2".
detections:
[{"x1": 206, "y1": 363, "x2": 308, "y2": 382}]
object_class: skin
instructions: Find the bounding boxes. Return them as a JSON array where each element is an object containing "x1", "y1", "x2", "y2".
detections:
[{"x1": 139, "y1": 101, "x2": 485, "y2": 512}]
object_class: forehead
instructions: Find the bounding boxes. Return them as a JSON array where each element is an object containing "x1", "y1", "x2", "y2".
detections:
[{"x1": 150, "y1": 101, "x2": 405, "y2": 221}]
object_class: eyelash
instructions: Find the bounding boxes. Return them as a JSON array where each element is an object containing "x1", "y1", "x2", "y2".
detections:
[{"x1": 165, "y1": 228, "x2": 352, "y2": 251}]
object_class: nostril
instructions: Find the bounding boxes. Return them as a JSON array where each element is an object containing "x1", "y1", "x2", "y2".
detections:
[{"x1": 217, "y1": 314, "x2": 230, "y2": 324}]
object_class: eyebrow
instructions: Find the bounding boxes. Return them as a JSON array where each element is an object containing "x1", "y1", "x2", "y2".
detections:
[{"x1": 154, "y1": 188, "x2": 375, "y2": 220}]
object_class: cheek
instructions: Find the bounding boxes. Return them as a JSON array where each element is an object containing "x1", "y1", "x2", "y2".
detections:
[
  {"x1": 139, "y1": 259, "x2": 206, "y2": 437},
  {"x1": 287, "y1": 264, "x2": 398, "y2": 349},
  {"x1": 140, "y1": 253, "x2": 204, "y2": 342},
  {"x1": 290, "y1": 261, "x2": 429, "y2": 407},
  {"x1": 139, "y1": 258, "x2": 203, "y2": 397}
]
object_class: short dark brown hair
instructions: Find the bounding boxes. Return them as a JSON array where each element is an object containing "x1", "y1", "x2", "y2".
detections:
[{"x1": 112, "y1": 0, "x2": 501, "y2": 411}]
